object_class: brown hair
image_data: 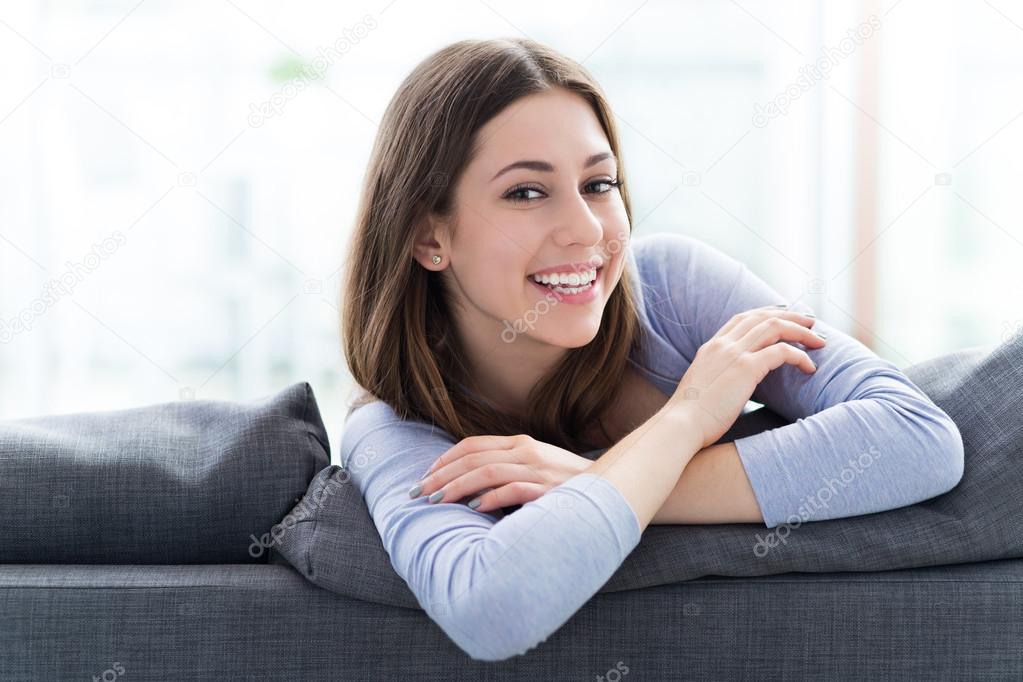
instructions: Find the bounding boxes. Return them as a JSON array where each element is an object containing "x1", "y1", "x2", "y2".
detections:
[{"x1": 340, "y1": 37, "x2": 645, "y2": 454}]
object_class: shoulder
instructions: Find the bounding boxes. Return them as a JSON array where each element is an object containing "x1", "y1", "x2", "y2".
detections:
[
  {"x1": 626, "y1": 232, "x2": 750, "y2": 357},
  {"x1": 631, "y1": 231, "x2": 744, "y2": 284},
  {"x1": 343, "y1": 399, "x2": 455, "y2": 449},
  {"x1": 341, "y1": 397, "x2": 457, "y2": 465},
  {"x1": 630, "y1": 232, "x2": 748, "y2": 319}
]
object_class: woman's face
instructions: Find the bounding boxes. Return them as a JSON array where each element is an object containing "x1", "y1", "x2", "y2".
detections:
[{"x1": 420, "y1": 87, "x2": 631, "y2": 352}]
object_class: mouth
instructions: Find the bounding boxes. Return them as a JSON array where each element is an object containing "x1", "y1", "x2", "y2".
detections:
[
  {"x1": 526, "y1": 265, "x2": 603, "y2": 297},
  {"x1": 523, "y1": 265, "x2": 601, "y2": 300}
]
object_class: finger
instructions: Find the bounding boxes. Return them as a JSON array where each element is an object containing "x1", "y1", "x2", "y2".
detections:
[
  {"x1": 722, "y1": 308, "x2": 818, "y2": 342},
  {"x1": 427, "y1": 439, "x2": 536, "y2": 488},
  {"x1": 750, "y1": 342, "x2": 818, "y2": 375},
  {"x1": 716, "y1": 303, "x2": 791, "y2": 337},
  {"x1": 468, "y1": 481, "x2": 547, "y2": 514},
  {"x1": 415, "y1": 460, "x2": 536, "y2": 505},
  {"x1": 737, "y1": 317, "x2": 827, "y2": 355},
  {"x1": 424, "y1": 448, "x2": 522, "y2": 493},
  {"x1": 428, "y1": 435, "x2": 516, "y2": 474}
]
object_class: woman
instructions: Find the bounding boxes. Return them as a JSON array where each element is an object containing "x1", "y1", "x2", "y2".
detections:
[{"x1": 339, "y1": 37, "x2": 963, "y2": 661}]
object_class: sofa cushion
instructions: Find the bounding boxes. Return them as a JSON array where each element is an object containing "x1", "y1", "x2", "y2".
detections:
[
  {"x1": 273, "y1": 335, "x2": 1021, "y2": 608},
  {"x1": 0, "y1": 382, "x2": 329, "y2": 564}
]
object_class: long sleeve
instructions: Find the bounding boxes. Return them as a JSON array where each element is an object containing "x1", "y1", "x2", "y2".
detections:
[
  {"x1": 640, "y1": 232, "x2": 965, "y2": 529},
  {"x1": 340, "y1": 400, "x2": 642, "y2": 661}
]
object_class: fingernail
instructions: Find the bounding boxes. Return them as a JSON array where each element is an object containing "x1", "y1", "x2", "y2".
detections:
[
  {"x1": 804, "y1": 312, "x2": 816, "y2": 318},
  {"x1": 408, "y1": 483, "x2": 422, "y2": 498},
  {"x1": 468, "y1": 497, "x2": 482, "y2": 510},
  {"x1": 418, "y1": 471, "x2": 430, "y2": 480},
  {"x1": 773, "y1": 303, "x2": 788, "y2": 308},
  {"x1": 814, "y1": 331, "x2": 827, "y2": 340},
  {"x1": 428, "y1": 489, "x2": 445, "y2": 504}
]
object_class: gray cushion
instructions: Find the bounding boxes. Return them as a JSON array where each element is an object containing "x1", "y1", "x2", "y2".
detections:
[
  {"x1": 0, "y1": 382, "x2": 329, "y2": 564},
  {"x1": 273, "y1": 336, "x2": 1021, "y2": 608},
  {"x1": 3, "y1": 559, "x2": 1023, "y2": 678}
]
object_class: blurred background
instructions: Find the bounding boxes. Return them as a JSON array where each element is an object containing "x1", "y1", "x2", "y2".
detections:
[{"x1": 1, "y1": 0, "x2": 1021, "y2": 458}]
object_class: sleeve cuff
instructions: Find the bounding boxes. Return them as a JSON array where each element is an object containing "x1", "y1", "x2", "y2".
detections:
[{"x1": 732, "y1": 435, "x2": 785, "y2": 529}]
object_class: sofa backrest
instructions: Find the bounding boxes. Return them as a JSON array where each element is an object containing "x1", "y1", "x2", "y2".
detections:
[{"x1": 0, "y1": 382, "x2": 330, "y2": 564}]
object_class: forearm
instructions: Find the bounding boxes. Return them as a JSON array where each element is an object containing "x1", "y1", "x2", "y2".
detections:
[
  {"x1": 649, "y1": 441, "x2": 764, "y2": 525},
  {"x1": 583, "y1": 403, "x2": 703, "y2": 530}
]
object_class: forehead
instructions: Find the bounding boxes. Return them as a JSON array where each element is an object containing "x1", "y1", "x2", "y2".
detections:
[{"x1": 471, "y1": 88, "x2": 611, "y2": 171}]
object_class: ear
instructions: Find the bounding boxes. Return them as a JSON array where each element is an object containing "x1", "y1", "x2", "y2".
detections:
[{"x1": 412, "y1": 210, "x2": 451, "y2": 271}]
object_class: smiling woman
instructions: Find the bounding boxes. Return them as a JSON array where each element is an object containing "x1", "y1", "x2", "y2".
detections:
[
  {"x1": 342, "y1": 39, "x2": 642, "y2": 452},
  {"x1": 338, "y1": 37, "x2": 964, "y2": 662}
]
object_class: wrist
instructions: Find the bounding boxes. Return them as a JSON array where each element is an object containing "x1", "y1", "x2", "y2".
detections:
[{"x1": 657, "y1": 401, "x2": 705, "y2": 459}]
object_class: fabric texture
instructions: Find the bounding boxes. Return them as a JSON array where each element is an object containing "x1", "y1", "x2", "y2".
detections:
[
  {"x1": 4, "y1": 559, "x2": 1023, "y2": 679},
  {"x1": 275, "y1": 335, "x2": 1020, "y2": 608},
  {"x1": 0, "y1": 382, "x2": 330, "y2": 564},
  {"x1": 623, "y1": 233, "x2": 964, "y2": 528},
  {"x1": 273, "y1": 232, "x2": 1017, "y2": 661}
]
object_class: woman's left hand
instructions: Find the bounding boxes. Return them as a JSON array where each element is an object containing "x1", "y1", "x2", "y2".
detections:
[{"x1": 411, "y1": 434, "x2": 592, "y2": 513}]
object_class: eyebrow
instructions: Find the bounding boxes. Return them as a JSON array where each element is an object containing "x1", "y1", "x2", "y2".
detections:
[{"x1": 490, "y1": 151, "x2": 616, "y2": 182}]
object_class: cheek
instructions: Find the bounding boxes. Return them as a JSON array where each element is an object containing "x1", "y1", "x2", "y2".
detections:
[
  {"x1": 455, "y1": 241, "x2": 530, "y2": 310},
  {"x1": 601, "y1": 203, "x2": 630, "y2": 236}
]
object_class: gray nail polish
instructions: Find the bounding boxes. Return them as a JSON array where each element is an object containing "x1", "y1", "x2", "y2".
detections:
[
  {"x1": 804, "y1": 312, "x2": 816, "y2": 318},
  {"x1": 773, "y1": 303, "x2": 788, "y2": 308},
  {"x1": 814, "y1": 331, "x2": 828, "y2": 340},
  {"x1": 468, "y1": 497, "x2": 482, "y2": 510},
  {"x1": 408, "y1": 483, "x2": 422, "y2": 498},
  {"x1": 428, "y1": 489, "x2": 445, "y2": 504}
]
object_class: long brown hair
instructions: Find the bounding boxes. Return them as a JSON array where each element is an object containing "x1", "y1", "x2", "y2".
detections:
[{"x1": 340, "y1": 37, "x2": 645, "y2": 454}]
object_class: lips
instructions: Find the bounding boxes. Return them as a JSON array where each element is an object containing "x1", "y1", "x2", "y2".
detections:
[
  {"x1": 527, "y1": 260, "x2": 605, "y2": 278},
  {"x1": 526, "y1": 266, "x2": 602, "y2": 287}
]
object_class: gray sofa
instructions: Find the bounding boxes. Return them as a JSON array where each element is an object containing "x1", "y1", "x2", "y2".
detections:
[{"x1": 2, "y1": 339, "x2": 1022, "y2": 680}]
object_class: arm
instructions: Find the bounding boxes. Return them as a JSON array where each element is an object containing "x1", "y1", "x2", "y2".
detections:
[
  {"x1": 644, "y1": 233, "x2": 964, "y2": 529},
  {"x1": 650, "y1": 441, "x2": 764, "y2": 525},
  {"x1": 343, "y1": 399, "x2": 700, "y2": 662}
]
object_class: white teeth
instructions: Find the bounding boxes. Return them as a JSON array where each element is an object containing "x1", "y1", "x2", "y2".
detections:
[
  {"x1": 549, "y1": 282, "x2": 593, "y2": 295},
  {"x1": 531, "y1": 268, "x2": 597, "y2": 286}
]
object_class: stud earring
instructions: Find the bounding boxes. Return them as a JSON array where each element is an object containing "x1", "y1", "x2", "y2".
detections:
[{"x1": 431, "y1": 255, "x2": 442, "y2": 265}]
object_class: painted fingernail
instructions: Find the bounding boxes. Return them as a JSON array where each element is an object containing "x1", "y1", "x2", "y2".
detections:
[
  {"x1": 468, "y1": 497, "x2": 482, "y2": 510},
  {"x1": 428, "y1": 489, "x2": 445, "y2": 504},
  {"x1": 418, "y1": 471, "x2": 430, "y2": 480},
  {"x1": 408, "y1": 483, "x2": 422, "y2": 498},
  {"x1": 814, "y1": 331, "x2": 828, "y2": 340},
  {"x1": 804, "y1": 312, "x2": 816, "y2": 318},
  {"x1": 773, "y1": 303, "x2": 788, "y2": 308}
]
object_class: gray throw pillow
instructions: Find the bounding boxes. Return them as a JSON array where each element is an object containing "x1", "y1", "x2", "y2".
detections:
[
  {"x1": 273, "y1": 336, "x2": 1019, "y2": 608},
  {"x1": 0, "y1": 382, "x2": 329, "y2": 564}
]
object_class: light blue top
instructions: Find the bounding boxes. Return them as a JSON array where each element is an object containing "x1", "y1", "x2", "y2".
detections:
[{"x1": 340, "y1": 232, "x2": 964, "y2": 661}]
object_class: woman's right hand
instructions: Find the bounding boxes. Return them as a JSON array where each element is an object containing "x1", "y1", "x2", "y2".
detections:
[{"x1": 669, "y1": 304, "x2": 825, "y2": 450}]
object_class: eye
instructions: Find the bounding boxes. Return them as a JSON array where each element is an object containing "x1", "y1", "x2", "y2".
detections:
[
  {"x1": 586, "y1": 178, "x2": 622, "y2": 195},
  {"x1": 501, "y1": 177, "x2": 623, "y2": 204},
  {"x1": 503, "y1": 184, "x2": 546, "y2": 203}
]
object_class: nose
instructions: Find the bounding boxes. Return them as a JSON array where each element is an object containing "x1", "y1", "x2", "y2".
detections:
[{"x1": 551, "y1": 188, "x2": 604, "y2": 247}]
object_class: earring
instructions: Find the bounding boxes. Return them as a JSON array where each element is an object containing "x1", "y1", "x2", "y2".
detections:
[{"x1": 431, "y1": 255, "x2": 442, "y2": 265}]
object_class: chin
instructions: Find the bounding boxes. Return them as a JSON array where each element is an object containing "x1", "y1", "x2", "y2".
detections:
[{"x1": 537, "y1": 321, "x2": 602, "y2": 349}]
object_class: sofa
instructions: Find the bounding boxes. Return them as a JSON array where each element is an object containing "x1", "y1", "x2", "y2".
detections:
[{"x1": 2, "y1": 338, "x2": 1022, "y2": 681}]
